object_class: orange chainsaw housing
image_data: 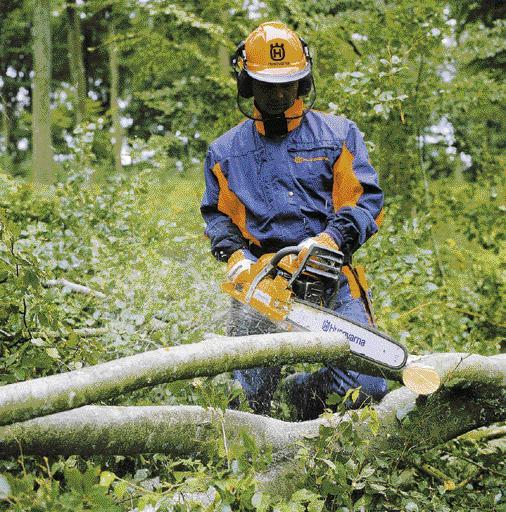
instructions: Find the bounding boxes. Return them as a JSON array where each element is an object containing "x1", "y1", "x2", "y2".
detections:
[{"x1": 221, "y1": 253, "x2": 293, "y2": 322}]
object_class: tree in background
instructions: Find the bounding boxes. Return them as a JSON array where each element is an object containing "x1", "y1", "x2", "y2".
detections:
[
  {"x1": 0, "y1": 0, "x2": 33, "y2": 173},
  {"x1": 107, "y1": 7, "x2": 123, "y2": 173},
  {"x1": 441, "y1": 0, "x2": 505, "y2": 181},
  {"x1": 1, "y1": 0, "x2": 503, "y2": 187},
  {"x1": 31, "y1": 0, "x2": 54, "y2": 184},
  {"x1": 66, "y1": 0, "x2": 87, "y2": 124},
  {"x1": 264, "y1": 0, "x2": 448, "y2": 198}
]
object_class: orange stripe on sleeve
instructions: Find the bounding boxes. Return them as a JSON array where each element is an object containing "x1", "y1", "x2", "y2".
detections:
[
  {"x1": 375, "y1": 208, "x2": 385, "y2": 227},
  {"x1": 211, "y1": 162, "x2": 260, "y2": 246},
  {"x1": 332, "y1": 143, "x2": 364, "y2": 212}
]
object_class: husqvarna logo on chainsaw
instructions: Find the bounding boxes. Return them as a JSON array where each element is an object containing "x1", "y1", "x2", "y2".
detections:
[
  {"x1": 270, "y1": 43, "x2": 285, "y2": 61},
  {"x1": 322, "y1": 319, "x2": 366, "y2": 347}
]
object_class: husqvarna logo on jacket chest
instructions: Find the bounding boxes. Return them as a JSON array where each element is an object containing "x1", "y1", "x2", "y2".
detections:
[{"x1": 293, "y1": 155, "x2": 329, "y2": 164}]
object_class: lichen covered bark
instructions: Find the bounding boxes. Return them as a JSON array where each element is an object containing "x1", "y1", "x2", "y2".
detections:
[
  {"x1": 0, "y1": 405, "x2": 317, "y2": 457},
  {"x1": 1, "y1": 336, "x2": 504, "y2": 431},
  {"x1": 0, "y1": 381, "x2": 502, "y2": 460}
]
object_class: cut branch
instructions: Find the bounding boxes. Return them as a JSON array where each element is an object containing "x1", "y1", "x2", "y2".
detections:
[
  {"x1": 44, "y1": 279, "x2": 106, "y2": 299},
  {"x1": 402, "y1": 353, "x2": 506, "y2": 395}
]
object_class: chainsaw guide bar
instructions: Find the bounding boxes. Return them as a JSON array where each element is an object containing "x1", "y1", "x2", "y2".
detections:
[{"x1": 284, "y1": 301, "x2": 407, "y2": 369}]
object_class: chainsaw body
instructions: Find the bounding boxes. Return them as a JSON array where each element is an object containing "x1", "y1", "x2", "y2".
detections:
[
  {"x1": 223, "y1": 244, "x2": 342, "y2": 321},
  {"x1": 222, "y1": 245, "x2": 408, "y2": 370}
]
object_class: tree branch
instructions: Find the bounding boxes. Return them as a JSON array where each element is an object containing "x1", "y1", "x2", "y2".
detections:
[
  {"x1": 402, "y1": 353, "x2": 506, "y2": 395},
  {"x1": 1, "y1": 327, "x2": 504, "y2": 429},
  {"x1": 0, "y1": 380, "x2": 502, "y2": 461},
  {"x1": 44, "y1": 278, "x2": 106, "y2": 299},
  {"x1": 0, "y1": 332, "x2": 355, "y2": 426}
]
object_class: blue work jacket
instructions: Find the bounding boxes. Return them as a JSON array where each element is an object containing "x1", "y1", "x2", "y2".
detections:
[{"x1": 201, "y1": 109, "x2": 384, "y2": 261}]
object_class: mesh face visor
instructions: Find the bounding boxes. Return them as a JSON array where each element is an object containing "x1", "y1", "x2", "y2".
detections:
[{"x1": 235, "y1": 78, "x2": 316, "y2": 123}]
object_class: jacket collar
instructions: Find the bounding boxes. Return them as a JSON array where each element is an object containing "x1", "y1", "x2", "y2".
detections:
[{"x1": 254, "y1": 98, "x2": 305, "y2": 137}]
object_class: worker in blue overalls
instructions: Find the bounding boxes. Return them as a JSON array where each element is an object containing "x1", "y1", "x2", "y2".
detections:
[{"x1": 201, "y1": 21, "x2": 387, "y2": 419}]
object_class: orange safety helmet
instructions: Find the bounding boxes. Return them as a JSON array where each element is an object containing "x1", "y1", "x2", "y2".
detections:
[{"x1": 232, "y1": 21, "x2": 312, "y2": 86}]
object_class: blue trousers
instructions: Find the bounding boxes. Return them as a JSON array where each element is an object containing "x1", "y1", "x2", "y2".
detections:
[{"x1": 227, "y1": 274, "x2": 388, "y2": 418}]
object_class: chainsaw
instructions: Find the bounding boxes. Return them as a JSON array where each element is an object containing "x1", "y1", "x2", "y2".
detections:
[{"x1": 222, "y1": 244, "x2": 408, "y2": 370}]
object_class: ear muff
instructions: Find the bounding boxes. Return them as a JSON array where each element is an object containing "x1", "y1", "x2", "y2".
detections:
[
  {"x1": 231, "y1": 40, "x2": 254, "y2": 97},
  {"x1": 237, "y1": 70, "x2": 254, "y2": 98}
]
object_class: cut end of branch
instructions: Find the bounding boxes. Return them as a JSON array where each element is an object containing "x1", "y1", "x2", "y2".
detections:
[{"x1": 402, "y1": 365, "x2": 441, "y2": 395}]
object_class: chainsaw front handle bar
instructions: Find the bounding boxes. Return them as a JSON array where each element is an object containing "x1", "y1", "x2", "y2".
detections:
[
  {"x1": 266, "y1": 246, "x2": 301, "y2": 266},
  {"x1": 244, "y1": 246, "x2": 301, "y2": 304}
]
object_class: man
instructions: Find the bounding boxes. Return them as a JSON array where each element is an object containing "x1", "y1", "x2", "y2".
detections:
[{"x1": 201, "y1": 21, "x2": 387, "y2": 419}]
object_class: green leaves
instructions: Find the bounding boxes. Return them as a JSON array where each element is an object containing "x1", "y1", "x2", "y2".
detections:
[{"x1": 99, "y1": 471, "x2": 117, "y2": 489}]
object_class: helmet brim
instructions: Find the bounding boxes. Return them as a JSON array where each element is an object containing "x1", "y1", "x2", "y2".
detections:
[{"x1": 245, "y1": 64, "x2": 311, "y2": 84}]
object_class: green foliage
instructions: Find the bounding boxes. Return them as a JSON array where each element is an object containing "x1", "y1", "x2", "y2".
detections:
[
  {"x1": 0, "y1": 0, "x2": 504, "y2": 509},
  {"x1": 1, "y1": 459, "x2": 120, "y2": 511},
  {"x1": 263, "y1": 0, "x2": 450, "y2": 197},
  {"x1": 284, "y1": 397, "x2": 506, "y2": 511},
  {"x1": 359, "y1": 180, "x2": 505, "y2": 354}
]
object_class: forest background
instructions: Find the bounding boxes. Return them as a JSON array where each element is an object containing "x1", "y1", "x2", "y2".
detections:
[{"x1": 0, "y1": 0, "x2": 504, "y2": 510}]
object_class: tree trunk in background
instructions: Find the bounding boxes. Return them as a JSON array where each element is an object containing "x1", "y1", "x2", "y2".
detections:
[
  {"x1": 66, "y1": 0, "x2": 87, "y2": 124},
  {"x1": 108, "y1": 20, "x2": 122, "y2": 172},
  {"x1": 1, "y1": 99, "x2": 9, "y2": 153},
  {"x1": 32, "y1": 0, "x2": 54, "y2": 184},
  {"x1": 218, "y1": 46, "x2": 229, "y2": 76}
]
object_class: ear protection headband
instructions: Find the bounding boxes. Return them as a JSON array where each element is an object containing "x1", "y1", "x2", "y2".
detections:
[{"x1": 231, "y1": 37, "x2": 313, "y2": 99}]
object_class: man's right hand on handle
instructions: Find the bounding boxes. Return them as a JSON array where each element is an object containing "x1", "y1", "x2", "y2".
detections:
[{"x1": 279, "y1": 233, "x2": 339, "y2": 274}]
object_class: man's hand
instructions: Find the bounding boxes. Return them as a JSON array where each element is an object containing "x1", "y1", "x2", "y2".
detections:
[
  {"x1": 299, "y1": 232, "x2": 339, "y2": 257},
  {"x1": 226, "y1": 249, "x2": 256, "y2": 283},
  {"x1": 279, "y1": 233, "x2": 339, "y2": 274}
]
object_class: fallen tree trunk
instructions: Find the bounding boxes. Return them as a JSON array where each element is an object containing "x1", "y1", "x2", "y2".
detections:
[
  {"x1": 1, "y1": 330, "x2": 504, "y2": 428},
  {"x1": 1, "y1": 353, "x2": 504, "y2": 458},
  {"x1": 0, "y1": 380, "x2": 503, "y2": 460},
  {"x1": 0, "y1": 349, "x2": 503, "y2": 501},
  {"x1": 0, "y1": 405, "x2": 305, "y2": 457},
  {"x1": 0, "y1": 332, "x2": 359, "y2": 426}
]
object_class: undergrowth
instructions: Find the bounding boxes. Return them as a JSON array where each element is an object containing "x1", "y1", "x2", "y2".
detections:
[{"x1": 0, "y1": 166, "x2": 504, "y2": 511}]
